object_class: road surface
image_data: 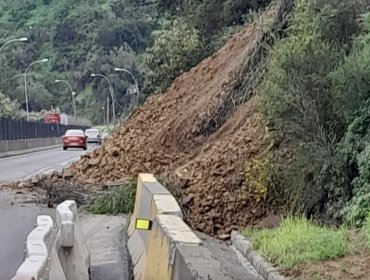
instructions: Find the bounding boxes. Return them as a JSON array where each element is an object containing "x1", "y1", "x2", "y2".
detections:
[
  {"x1": 0, "y1": 145, "x2": 94, "y2": 183},
  {"x1": 0, "y1": 190, "x2": 55, "y2": 280},
  {"x1": 0, "y1": 147, "x2": 93, "y2": 279}
]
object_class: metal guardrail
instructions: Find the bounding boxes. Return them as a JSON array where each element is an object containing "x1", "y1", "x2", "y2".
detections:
[{"x1": 0, "y1": 118, "x2": 89, "y2": 141}]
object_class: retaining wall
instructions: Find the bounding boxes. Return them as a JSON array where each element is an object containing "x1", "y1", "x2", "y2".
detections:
[{"x1": 0, "y1": 137, "x2": 61, "y2": 158}]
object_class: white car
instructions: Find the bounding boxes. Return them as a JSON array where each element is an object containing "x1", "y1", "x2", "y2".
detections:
[{"x1": 84, "y1": 128, "x2": 102, "y2": 145}]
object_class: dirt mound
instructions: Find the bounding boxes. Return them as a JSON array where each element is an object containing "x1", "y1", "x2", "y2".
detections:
[
  {"x1": 56, "y1": 1, "x2": 292, "y2": 237},
  {"x1": 71, "y1": 20, "x2": 260, "y2": 182},
  {"x1": 173, "y1": 100, "x2": 270, "y2": 237}
]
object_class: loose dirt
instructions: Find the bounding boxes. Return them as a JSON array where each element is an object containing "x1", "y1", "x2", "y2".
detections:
[{"x1": 6, "y1": 2, "x2": 292, "y2": 238}]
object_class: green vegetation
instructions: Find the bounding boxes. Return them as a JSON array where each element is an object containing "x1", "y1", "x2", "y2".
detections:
[
  {"x1": 0, "y1": 0, "x2": 270, "y2": 122},
  {"x1": 243, "y1": 217, "x2": 348, "y2": 269},
  {"x1": 0, "y1": 92, "x2": 21, "y2": 119},
  {"x1": 259, "y1": 0, "x2": 370, "y2": 227},
  {"x1": 365, "y1": 212, "x2": 370, "y2": 247},
  {"x1": 89, "y1": 181, "x2": 136, "y2": 214}
]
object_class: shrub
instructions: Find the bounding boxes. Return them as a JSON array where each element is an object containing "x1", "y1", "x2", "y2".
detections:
[{"x1": 89, "y1": 181, "x2": 136, "y2": 215}]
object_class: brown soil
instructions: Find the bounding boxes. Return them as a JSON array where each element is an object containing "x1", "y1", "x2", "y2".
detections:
[
  {"x1": 286, "y1": 230, "x2": 370, "y2": 280},
  {"x1": 10, "y1": 2, "x2": 291, "y2": 238},
  {"x1": 68, "y1": 16, "x2": 271, "y2": 237},
  {"x1": 288, "y1": 253, "x2": 370, "y2": 280}
]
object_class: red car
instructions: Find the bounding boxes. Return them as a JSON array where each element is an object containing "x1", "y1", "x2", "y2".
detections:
[{"x1": 63, "y1": 129, "x2": 87, "y2": 150}]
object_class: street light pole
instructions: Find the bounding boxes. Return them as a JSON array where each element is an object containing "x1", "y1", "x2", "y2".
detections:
[
  {"x1": 55, "y1": 79, "x2": 77, "y2": 121},
  {"x1": 102, "y1": 106, "x2": 105, "y2": 125},
  {"x1": 0, "y1": 37, "x2": 28, "y2": 53},
  {"x1": 0, "y1": 37, "x2": 28, "y2": 90},
  {"x1": 114, "y1": 67, "x2": 140, "y2": 106},
  {"x1": 24, "y1": 58, "x2": 48, "y2": 121},
  {"x1": 91, "y1": 73, "x2": 116, "y2": 122}
]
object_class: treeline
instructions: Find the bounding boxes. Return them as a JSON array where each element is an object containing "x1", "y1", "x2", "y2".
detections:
[
  {"x1": 259, "y1": 0, "x2": 370, "y2": 226},
  {"x1": 0, "y1": 0, "x2": 271, "y2": 123}
]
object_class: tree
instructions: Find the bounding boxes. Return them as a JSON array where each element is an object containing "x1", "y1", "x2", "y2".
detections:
[
  {"x1": 145, "y1": 19, "x2": 202, "y2": 93},
  {"x1": 0, "y1": 92, "x2": 21, "y2": 119}
]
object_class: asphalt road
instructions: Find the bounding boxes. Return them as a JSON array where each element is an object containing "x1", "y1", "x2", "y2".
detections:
[{"x1": 0, "y1": 145, "x2": 94, "y2": 183}]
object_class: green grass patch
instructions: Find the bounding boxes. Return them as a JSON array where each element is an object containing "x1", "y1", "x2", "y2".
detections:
[
  {"x1": 242, "y1": 216, "x2": 348, "y2": 269},
  {"x1": 89, "y1": 181, "x2": 136, "y2": 215},
  {"x1": 364, "y1": 212, "x2": 370, "y2": 248}
]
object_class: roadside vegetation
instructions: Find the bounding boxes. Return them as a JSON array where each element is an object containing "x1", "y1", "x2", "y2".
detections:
[
  {"x1": 257, "y1": 0, "x2": 370, "y2": 229},
  {"x1": 243, "y1": 213, "x2": 370, "y2": 278},
  {"x1": 89, "y1": 180, "x2": 136, "y2": 215},
  {"x1": 243, "y1": 217, "x2": 348, "y2": 269}
]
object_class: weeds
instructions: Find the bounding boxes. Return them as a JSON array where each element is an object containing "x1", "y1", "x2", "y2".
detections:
[
  {"x1": 243, "y1": 216, "x2": 348, "y2": 269},
  {"x1": 89, "y1": 181, "x2": 136, "y2": 215}
]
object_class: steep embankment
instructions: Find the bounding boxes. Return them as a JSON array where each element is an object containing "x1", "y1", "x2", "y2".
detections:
[{"x1": 20, "y1": 1, "x2": 293, "y2": 238}]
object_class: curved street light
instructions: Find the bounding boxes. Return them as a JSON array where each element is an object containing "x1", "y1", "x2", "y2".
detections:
[
  {"x1": 55, "y1": 79, "x2": 77, "y2": 121},
  {"x1": 114, "y1": 67, "x2": 140, "y2": 106},
  {"x1": 10, "y1": 73, "x2": 25, "y2": 80},
  {"x1": 91, "y1": 73, "x2": 116, "y2": 122},
  {"x1": 0, "y1": 37, "x2": 28, "y2": 53},
  {"x1": 24, "y1": 58, "x2": 48, "y2": 121},
  {"x1": 0, "y1": 37, "x2": 28, "y2": 90}
]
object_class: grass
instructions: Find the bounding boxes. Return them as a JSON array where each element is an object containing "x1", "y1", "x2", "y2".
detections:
[
  {"x1": 365, "y1": 212, "x2": 370, "y2": 247},
  {"x1": 89, "y1": 181, "x2": 136, "y2": 215},
  {"x1": 242, "y1": 216, "x2": 348, "y2": 269}
]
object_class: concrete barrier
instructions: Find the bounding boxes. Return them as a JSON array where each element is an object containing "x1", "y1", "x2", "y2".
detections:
[
  {"x1": 128, "y1": 173, "x2": 231, "y2": 280},
  {"x1": 0, "y1": 137, "x2": 61, "y2": 158},
  {"x1": 12, "y1": 201, "x2": 90, "y2": 280},
  {"x1": 55, "y1": 200, "x2": 90, "y2": 280},
  {"x1": 11, "y1": 215, "x2": 53, "y2": 280}
]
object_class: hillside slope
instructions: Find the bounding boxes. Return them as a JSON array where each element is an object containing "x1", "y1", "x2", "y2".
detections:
[
  {"x1": 12, "y1": 1, "x2": 293, "y2": 238},
  {"x1": 65, "y1": 1, "x2": 292, "y2": 237}
]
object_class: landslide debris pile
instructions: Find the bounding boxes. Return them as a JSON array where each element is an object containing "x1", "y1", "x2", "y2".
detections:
[{"x1": 66, "y1": 0, "x2": 291, "y2": 237}]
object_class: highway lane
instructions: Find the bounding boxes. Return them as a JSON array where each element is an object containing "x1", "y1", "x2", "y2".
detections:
[{"x1": 0, "y1": 145, "x2": 94, "y2": 183}]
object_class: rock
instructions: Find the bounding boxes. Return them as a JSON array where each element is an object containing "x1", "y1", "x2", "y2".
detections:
[
  {"x1": 218, "y1": 234, "x2": 231, "y2": 240},
  {"x1": 181, "y1": 196, "x2": 193, "y2": 206}
]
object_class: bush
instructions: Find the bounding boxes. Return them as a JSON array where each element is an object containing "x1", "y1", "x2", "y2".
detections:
[
  {"x1": 258, "y1": 0, "x2": 370, "y2": 221},
  {"x1": 144, "y1": 19, "x2": 203, "y2": 93},
  {"x1": 0, "y1": 92, "x2": 21, "y2": 119},
  {"x1": 243, "y1": 217, "x2": 348, "y2": 269},
  {"x1": 89, "y1": 181, "x2": 136, "y2": 215}
]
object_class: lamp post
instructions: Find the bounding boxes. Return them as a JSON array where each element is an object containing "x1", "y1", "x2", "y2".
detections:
[
  {"x1": 10, "y1": 73, "x2": 25, "y2": 80},
  {"x1": 114, "y1": 67, "x2": 140, "y2": 106},
  {"x1": 102, "y1": 106, "x2": 105, "y2": 125},
  {"x1": 0, "y1": 37, "x2": 28, "y2": 89},
  {"x1": 0, "y1": 37, "x2": 28, "y2": 53},
  {"x1": 55, "y1": 79, "x2": 77, "y2": 121},
  {"x1": 91, "y1": 73, "x2": 116, "y2": 122},
  {"x1": 24, "y1": 58, "x2": 48, "y2": 121}
]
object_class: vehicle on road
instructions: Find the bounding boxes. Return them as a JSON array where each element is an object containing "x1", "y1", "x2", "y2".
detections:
[
  {"x1": 63, "y1": 129, "x2": 87, "y2": 150},
  {"x1": 84, "y1": 128, "x2": 102, "y2": 144}
]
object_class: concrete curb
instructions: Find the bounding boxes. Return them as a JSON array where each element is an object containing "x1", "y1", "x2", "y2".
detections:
[
  {"x1": 0, "y1": 144, "x2": 60, "y2": 159},
  {"x1": 231, "y1": 231, "x2": 287, "y2": 280}
]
